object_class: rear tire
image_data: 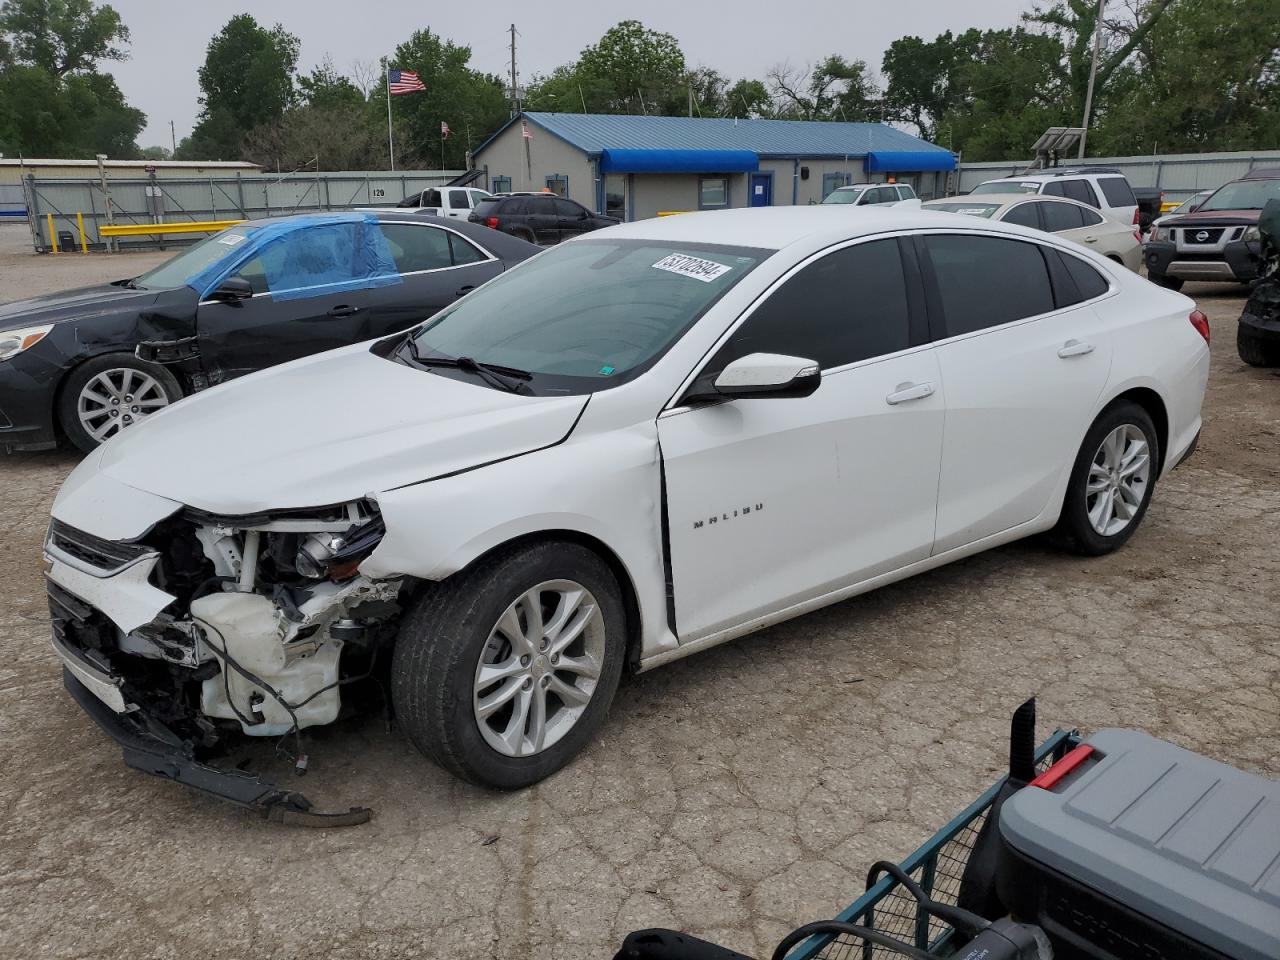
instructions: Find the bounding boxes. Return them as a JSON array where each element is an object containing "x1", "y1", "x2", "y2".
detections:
[
  {"x1": 1051, "y1": 401, "x2": 1159, "y2": 556},
  {"x1": 391, "y1": 541, "x2": 627, "y2": 789},
  {"x1": 1150, "y1": 273, "x2": 1184, "y2": 291},
  {"x1": 1237, "y1": 327, "x2": 1280, "y2": 367},
  {"x1": 507, "y1": 226, "x2": 535, "y2": 243},
  {"x1": 57, "y1": 352, "x2": 183, "y2": 452}
]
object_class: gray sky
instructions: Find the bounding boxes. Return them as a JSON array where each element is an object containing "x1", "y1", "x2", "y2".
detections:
[{"x1": 109, "y1": 0, "x2": 1033, "y2": 148}]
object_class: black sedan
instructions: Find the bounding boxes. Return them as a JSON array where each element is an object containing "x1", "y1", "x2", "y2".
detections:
[{"x1": 0, "y1": 211, "x2": 538, "y2": 452}]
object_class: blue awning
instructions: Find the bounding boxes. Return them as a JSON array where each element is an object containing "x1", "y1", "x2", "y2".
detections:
[
  {"x1": 599, "y1": 148, "x2": 759, "y2": 174},
  {"x1": 866, "y1": 150, "x2": 956, "y2": 173}
]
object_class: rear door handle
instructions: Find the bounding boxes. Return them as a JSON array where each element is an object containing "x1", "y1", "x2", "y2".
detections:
[
  {"x1": 455, "y1": 285, "x2": 475, "y2": 297},
  {"x1": 885, "y1": 381, "x2": 935, "y2": 405},
  {"x1": 327, "y1": 304, "x2": 361, "y2": 318},
  {"x1": 1083, "y1": 236, "x2": 1098, "y2": 243},
  {"x1": 1058, "y1": 339, "x2": 1095, "y2": 358}
]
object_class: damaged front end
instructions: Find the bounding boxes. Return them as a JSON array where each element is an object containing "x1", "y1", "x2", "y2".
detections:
[{"x1": 45, "y1": 499, "x2": 405, "y2": 824}]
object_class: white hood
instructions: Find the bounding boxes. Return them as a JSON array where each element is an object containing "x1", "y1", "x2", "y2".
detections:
[{"x1": 93, "y1": 344, "x2": 589, "y2": 515}]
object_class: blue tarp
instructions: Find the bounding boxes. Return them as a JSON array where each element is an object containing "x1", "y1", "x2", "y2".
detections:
[
  {"x1": 866, "y1": 150, "x2": 956, "y2": 173},
  {"x1": 599, "y1": 148, "x2": 759, "y2": 174},
  {"x1": 186, "y1": 212, "x2": 401, "y2": 302}
]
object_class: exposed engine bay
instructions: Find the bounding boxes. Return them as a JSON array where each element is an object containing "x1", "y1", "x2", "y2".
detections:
[{"x1": 45, "y1": 499, "x2": 407, "y2": 823}]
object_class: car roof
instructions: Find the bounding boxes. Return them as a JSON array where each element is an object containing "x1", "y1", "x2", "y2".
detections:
[
  {"x1": 596, "y1": 205, "x2": 1056, "y2": 252},
  {"x1": 982, "y1": 168, "x2": 1126, "y2": 183},
  {"x1": 1242, "y1": 168, "x2": 1280, "y2": 180},
  {"x1": 924, "y1": 195, "x2": 1102, "y2": 214},
  {"x1": 229, "y1": 210, "x2": 539, "y2": 258}
]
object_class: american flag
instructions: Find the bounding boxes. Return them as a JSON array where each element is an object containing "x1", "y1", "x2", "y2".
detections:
[
  {"x1": 440, "y1": 120, "x2": 451, "y2": 139},
  {"x1": 388, "y1": 69, "x2": 425, "y2": 95},
  {"x1": 521, "y1": 120, "x2": 534, "y2": 140}
]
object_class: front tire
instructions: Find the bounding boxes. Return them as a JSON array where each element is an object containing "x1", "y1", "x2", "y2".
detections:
[
  {"x1": 1237, "y1": 327, "x2": 1280, "y2": 367},
  {"x1": 1150, "y1": 273, "x2": 1184, "y2": 292},
  {"x1": 391, "y1": 541, "x2": 627, "y2": 789},
  {"x1": 57, "y1": 353, "x2": 183, "y2": 452},
  {"x1": 1052, "y1": 401, "x2": 1159, "y2": 556}
]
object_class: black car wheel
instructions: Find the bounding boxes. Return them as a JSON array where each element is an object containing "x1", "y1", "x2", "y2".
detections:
[
  {"x1": 391, "y1": 540, "x2": 627, "y2": 789},
  {"x1": 57, "y1": 352, "x2": 183, "y2": 452},
  {"x1": 507, "y1": 226, "x2": 535, "y2": 243},
  {"x1": 1150, "y1": 273, "x2": 1185, "y2": 292},
  {"x1": 1051, "y1": 401, "x2": 1159, "y2": 556},
  {"x1": 1237, "y1": 327, "x2": 1280, "y2": 367}
]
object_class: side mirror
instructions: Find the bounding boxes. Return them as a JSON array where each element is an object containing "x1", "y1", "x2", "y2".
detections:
[
  {"x1": 712, "y1": 353, "x2": 821, "y2": 399},
  {"x1": 209, "y1": 276, "x2": 253, "y2": 302}
]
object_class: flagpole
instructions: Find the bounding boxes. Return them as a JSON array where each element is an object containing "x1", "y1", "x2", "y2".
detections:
[{"x1": 386, "y1": 69, "x2": 395, "y2": 171}]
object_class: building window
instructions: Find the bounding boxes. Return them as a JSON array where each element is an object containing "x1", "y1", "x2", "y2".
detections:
[
  {"x1": 699, "y1": 176, "x2": 729, "y2": 209},
  {"x1": 545, "y1": 174, "x2": 568, "y2": 197},
  {"x1": 491, "y1": 175, "x2": 511, "y2": 194},
  {"x1": 822, "y1": 172, "x2": 853, "y2": 199}
]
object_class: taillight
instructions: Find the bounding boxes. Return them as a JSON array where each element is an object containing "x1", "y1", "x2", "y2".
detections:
[
  {"x1": 1189, "y1": 309, "x2": 1210, "y2": 346},
  {"x1": 486, "y1": 216, "x2": 499, "y2": 229},
  {"x1": 1132, "y1": 206, "x2": 1140, "y2": 225},
  {"x1": 1132, "y1": 206, "x2": 1142, "y2": 241}
]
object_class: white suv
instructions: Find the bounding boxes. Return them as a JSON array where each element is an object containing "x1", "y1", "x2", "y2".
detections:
[
  {"x1": 969, "y1": 169, "x2": 1139, "y2": 226},
  {"x1": 46, "y1": 207, "x2": 1209, "y2": 808},
  {"x1": 822, "y1": 183, "x2": 917, "y2": 205}
]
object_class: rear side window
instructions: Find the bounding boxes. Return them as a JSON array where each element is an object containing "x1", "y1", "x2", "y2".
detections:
[
  {"x1": 1044, "y1": 179, "x2": 1099, "y2": 207},
  {"x1": 553, "y1": 198, "x2": 581, "y2": 218},
  {"x1": 378, "y1": 223, "x2": 453, "y2": 273},
  {"x1": 711, "y1": 239, "x2": 911, "y2": 371},
  {"x1": 1097, "y1": 177, "x2": 1135, "y2": 208},
  {"x1": 528, "y1": 196, "x2": 557, "y2": 215},
  {"x1": 1003, "y1": 203, "x2": 1041, "y2": 228},
  {"x1": 924, "y1": 235, "x2": 1054, "y2": 336},
  {"x1": 1041, "y1": 201, "x2": 1085, "y2": 232}
]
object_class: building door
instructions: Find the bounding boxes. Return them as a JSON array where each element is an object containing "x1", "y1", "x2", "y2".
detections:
[{"x1": 749, "y1": 172, "x2": 773, "y2": 207}]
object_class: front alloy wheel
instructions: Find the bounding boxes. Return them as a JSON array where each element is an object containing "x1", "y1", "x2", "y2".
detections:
[
  {"x1": 473, "y1": 580, "x2": 606, "y2": 757},
  {"x1": 77, "y1": 367, "x2": 172, "y2": 443}
]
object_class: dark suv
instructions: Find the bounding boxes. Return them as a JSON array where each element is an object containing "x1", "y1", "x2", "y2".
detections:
[
  {"x1": 1144, "y1": 169, "x2": 1280, "y2": 290},
  {"x1": 469, "y1": 193, "x2": 618, "y2": 245}
]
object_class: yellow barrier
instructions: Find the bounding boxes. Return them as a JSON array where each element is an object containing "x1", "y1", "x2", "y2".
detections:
[
  {"x1": 655, "y1": 210, "x2": 692, "y2": 217},
  {"x1": 47, "y1": 213, "x2": 57, "y2": 255},
  {"x1": 76, "y1": 211, "x2": 88, "y2": 253},
  {"x1": 99, "y1": 219, "x2": 244, "y2": 238}
]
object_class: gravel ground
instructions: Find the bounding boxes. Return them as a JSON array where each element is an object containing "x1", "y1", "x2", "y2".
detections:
[{"x1": 1, "y1": 228, "x2": 1277, "y2": 960}]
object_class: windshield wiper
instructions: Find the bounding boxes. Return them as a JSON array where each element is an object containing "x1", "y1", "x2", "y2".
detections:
[{"x1": 405, "y1": 340, "x2": 531, "y2": 393}]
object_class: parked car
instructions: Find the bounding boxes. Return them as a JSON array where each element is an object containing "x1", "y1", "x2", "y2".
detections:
[
  {"x1": 1149, "y1": 190, "x2": 1213, "y2": 235},
  {"x1": 969, "y1": 168, "x2": 1140, "y2": 227},
  {"x1": 391, "y1": 186, "x2": 492, "y2": 219},
  {"x1": 1132, "y1": 186, "x2": 1165, "y2": 233},
  {"x1": 923, "y1": 195, "x2": 1142, "y2": 271},
  {"x1": 469, "y1": 192, "x2": 618, "y2": 244},
  {"x1": 44, "y1": 206, "x2": 1210, "y2": 807},
  {"x1": 0, "y1": 212, "x2": 537, "y2": 453},
  {"x1": 1143, "y1": 169, "x2": 1280, "y2": 290},
  {"x1": 821, "y1": 183, "x2": 917, "y2": 205}
]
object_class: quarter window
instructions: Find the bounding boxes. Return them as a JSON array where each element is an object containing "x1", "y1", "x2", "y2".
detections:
[
  {"x1": 924, "y1": 235, "x2": 1054, "y2": 336},
  {"x1": 1041, "y1": 201, "x2": 1085, "y2": 232},
  {"x1": 1079, "y1": 207, "x2": 1105, "y2": 227},
  {"x1": 709, "y1": 239, "x2": 911, "y2": 373},
  {"x1": 449, "y1": 233, "x2": 487, "y2": 266},
  {"x1": 1062, "y1": 253, "x2": 1109, "y2": 301},
  {"x1": 378, "y1": 223, "x2": 454, "y2": 273},
  {"x1": 699, "y1": 176, "x2": 729, "y2": 208}
]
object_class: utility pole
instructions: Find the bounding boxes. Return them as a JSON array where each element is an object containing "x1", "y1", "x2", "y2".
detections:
[
  {"x1": 169, "y1": 120, "x2": 176, "y2": 156},
  {"x1": 509, "y1": 24, "x2": 520, "y2": 118},
  {"x1": 1078, "y1": 0, "x2": 1106, "y2": 159}
]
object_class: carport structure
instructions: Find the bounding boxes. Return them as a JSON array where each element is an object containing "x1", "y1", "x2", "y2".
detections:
[{"x1": 471, "y1": 112, "x2": 956, "y2": 222}]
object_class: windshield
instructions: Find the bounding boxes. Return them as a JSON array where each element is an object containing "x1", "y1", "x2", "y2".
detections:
[
  {"x1": 133, "y1": 226, "x2": 255, "y2": 290},
  {"x1": 406, "y1": 239, "x2": 768, "y2": 395},
  {"x1": 822, "y1": 188, "x2": 865, "y2": 204},
  {"x1": 971, "y1": 181, "x2": 1040, "y2": 195},
  {"x1": 1199, "y1": 178, "x2": 1280, "y2": 212},
  {"x1": 925, "y1": 201, "x2": 1001, "y2": 218}
]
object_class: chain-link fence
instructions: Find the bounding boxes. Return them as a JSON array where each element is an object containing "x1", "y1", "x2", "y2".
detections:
[{"x1": 23, "y1": 169, "x2": 463, "y2": 253}]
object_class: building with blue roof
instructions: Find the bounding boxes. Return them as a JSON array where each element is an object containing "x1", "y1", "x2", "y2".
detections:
[{"x1": 470, "y1": 111, "x2": 956, "y2": 221}]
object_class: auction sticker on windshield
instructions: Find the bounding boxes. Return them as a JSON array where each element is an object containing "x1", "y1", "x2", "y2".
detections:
[
  {"x1": 652, "y1": 253, "x2": 732, "y2": 283},
  {"x1": 216, "y1": 233, "x2": 247, "y2": 246}
]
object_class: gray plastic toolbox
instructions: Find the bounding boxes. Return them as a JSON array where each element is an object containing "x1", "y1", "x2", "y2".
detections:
[{"x1": 997, "y1": 728, "x2": 1280, "y2": 960}]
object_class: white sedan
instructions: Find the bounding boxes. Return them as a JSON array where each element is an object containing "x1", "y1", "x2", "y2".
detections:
[
  {"x1": 45, "y1": 207, "x2": 1210, "y2": 804},
  {"x1": 924, "y1": 195, "x2": 1143, "y2": 272}
]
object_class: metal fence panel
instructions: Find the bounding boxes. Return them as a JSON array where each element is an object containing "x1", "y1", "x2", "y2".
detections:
[{"x1": 23, "y1": 169, "x2": 462, "y2": 252}]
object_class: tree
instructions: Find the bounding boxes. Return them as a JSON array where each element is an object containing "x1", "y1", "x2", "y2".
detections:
[
  {"x1": 767, "y1": 55, "x2": 879, "y2": 121},
  {"x1": 0, "y1": 0, "x2": 127, "y2": 77},
  {"x1": 298, "y1": 55, "x2": 365, "y2": 111},
  {"x1": 723, "y1": 78, "x2": 773, "y2": 118},
  {"x1": 882, "y1": 33, "x2": 969, "y2": 141},
  {"x1": 0, "y1": 0, "x2": 143, "y2": 157},
  {"x1": 138, "y1": 144, "x2": 171, "y2": 160},
  {"x1": 184, "y1": 14, "x2": 299, "y2": 159}
]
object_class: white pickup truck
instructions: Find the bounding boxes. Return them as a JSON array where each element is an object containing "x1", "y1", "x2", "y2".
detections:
[{"x1": 390, "y1": 186, "x2": 493, "y2": 219}]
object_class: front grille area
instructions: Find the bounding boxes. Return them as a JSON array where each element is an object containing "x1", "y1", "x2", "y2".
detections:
[
  {"x1": 1182, "y1": 227, "x2": 1224, "y2": 244},
  {"x1": 48, "y1": 519, "x2": 151, "y2": 572}
]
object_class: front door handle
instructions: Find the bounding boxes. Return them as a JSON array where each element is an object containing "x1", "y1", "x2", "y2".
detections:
[
  {"x1": 455, "y1": 285, "x2": 476, "y2": 297},
  {"x1": 885, "y1": 381, "x2": 935, "y2": 405},
  {"x1": 327, "y1": 304, "x2": 361, "y2": 318},
  {"x1": 1058, "y1": 339, "x2": 1095, "y2": 358}
]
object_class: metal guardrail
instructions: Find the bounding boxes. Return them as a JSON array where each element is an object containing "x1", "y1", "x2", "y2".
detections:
[{"x1": 98, "y1": 219, "x2": 243, "y2": 237}]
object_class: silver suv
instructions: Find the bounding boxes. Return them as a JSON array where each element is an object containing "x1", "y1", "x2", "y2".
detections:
[{"x1": 822, "y1": 183, "x2": 917, "y2": 205}]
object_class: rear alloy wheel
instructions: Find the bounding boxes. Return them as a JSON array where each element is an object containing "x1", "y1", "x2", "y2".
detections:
[
  {"x1": 391, "y1": 541, "x2": 626, "y2": 788},
  {"x1": 1237, "y1": 327, "x2": 1280, "y2": 367},
  {"x1": 1052, "y1": 401, "x2": 1159, "y2": 556},
  {"x1": 58, "y1": 353, "x2": 182, "y2": 452}
]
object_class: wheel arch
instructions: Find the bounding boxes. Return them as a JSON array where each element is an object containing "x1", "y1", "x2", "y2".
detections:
[{"x1": 1101, "y1": 385, "x2": 1169, "y2": 473}]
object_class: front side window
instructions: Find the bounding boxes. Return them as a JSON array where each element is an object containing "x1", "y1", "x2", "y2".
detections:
[
  {"x1": 379, "y1": 223, "x2": 453, "y2": 273},
  {"x1": 1041, "y1": 201, "x2": 1086, "y2": 232},
  {"x1": 448, "y1": 189, "x2": 470, "y2": 208},
  {"x1": 553, "y1": 198, "x2": 583, "y2": 218},
  {"x1": 700, "y1": 177, "x2": 729, "y2": 208},
  {"x1": 406, "y1": 239, "x2": 768, "y2": 394},
  {"x1": 897, "y1": 185, "x2": 917, "y2": 200},
  {"x1": 924, "y1": 234, "x2": 1054, "y2": 336},
  {"x1": 707, "y1": 239, "x2": 911, "y2": 374},
  {"x1": 821, "y1": 187, "x2": 863, "y2": 205}
]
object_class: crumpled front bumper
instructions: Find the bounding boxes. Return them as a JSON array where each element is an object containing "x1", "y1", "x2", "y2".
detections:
[{"x1": 63, "y1": 667, "x2": 371, "y2": 826}]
